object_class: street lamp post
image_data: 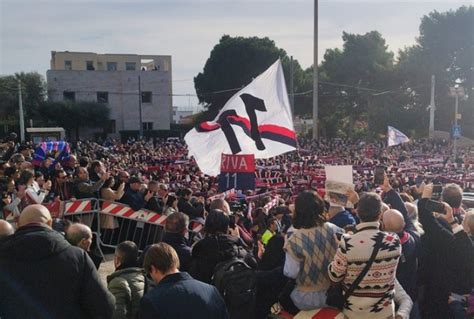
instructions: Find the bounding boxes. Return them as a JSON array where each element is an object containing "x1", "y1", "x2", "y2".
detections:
[{"x1": 449, "y1": 82, "x2": 465, "y2": 159}]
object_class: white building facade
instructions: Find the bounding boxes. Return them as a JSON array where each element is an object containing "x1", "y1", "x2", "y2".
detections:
[{"x1": 47, "y1": 51, "x2": 172, "y2": 138}]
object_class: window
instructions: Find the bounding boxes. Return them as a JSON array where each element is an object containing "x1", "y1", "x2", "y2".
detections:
[
  {"x1": 141, "y1": 91, "x2": 152, "y2": 103},
  {"x1": 97, "y1": 91, "x2": 108, "y2": 103},
  {"x1": 64, "y1": 60, "x2": 72, "y2": 70},
  {"x1": 107, "y1": 62, "x2": 117, "y2": 71},
  {"x1": 107, "y1": 120, "x2": 116, "y2": 134},
  {"x1": 63, "y1": 91, "x2": 75, "y2": 102},
  {"x1": 142, "y1": 122, "x2": 153, "y2": 131},
  {"x1": 125, "y1": 62, "x2": 136, "y2": 71},
  {"x1": 86, "y1": 61, "x2": 94, "y2": 70}
]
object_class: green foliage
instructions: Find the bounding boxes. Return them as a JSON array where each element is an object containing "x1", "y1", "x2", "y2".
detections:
[
  {"x1": 397, "y1": 5, "x2": 474, "y2": 137},
  {"x1": 38, "y1": 101, "x2": 110, "y2": 139},
  {"x1": 319, "y1": 31, "x2": 396, "y2": 136},
  {"x1": 194, "y1": 35, "x2": 309, "y2": 115},
  {"x1": 0, "y1": 72, "x2": 46, "y2": 120},
  {"x1": 194, "y1": 6, "x2": 473, "y2": 139}
]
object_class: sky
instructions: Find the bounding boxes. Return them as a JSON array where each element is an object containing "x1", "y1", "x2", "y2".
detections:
[{"x1": 0, "y1": 0, "x2": 470, "y2": 109}]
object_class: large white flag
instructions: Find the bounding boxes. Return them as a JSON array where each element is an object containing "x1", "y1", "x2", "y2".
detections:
[
  {"x1": 387, "y1": 126, "x2": 410, "y2": 147},
  {"x1": 185, "y1": 60, "x2": 296, "y2": 176}
]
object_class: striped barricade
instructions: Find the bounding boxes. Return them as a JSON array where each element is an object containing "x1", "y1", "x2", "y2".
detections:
[
  {"x1": 101, "y1": 201, "x2": 167, "y2": 226},
  {"x1": 98, "y1": 201, "x2": 166, "y2": 251},
  {"x1": 61, "y1": 198, "x2": 98, "y2": 228},
  {"x1": 64, "y1": 199, "x2": 95, "y2": 215}
]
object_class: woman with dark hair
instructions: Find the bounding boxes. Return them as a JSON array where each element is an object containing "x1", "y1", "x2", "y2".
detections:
[
  {"x1": 18, "y1": 169, "x2": 51, "y2": 207},
  {"x1": 282, "y1": 190, "x2": 342, "y2": 311},
  {"x1": 189, "y1": 209, "x2": 256, "y2": 284}
]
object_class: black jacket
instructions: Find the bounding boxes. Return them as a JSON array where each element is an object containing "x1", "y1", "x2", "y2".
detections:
[
  {"x1": 417, "y1": 198, "x2": 474, "y2": 319},
  {"x1": 178, "y1": 198, "x2": 204, "y2": 219},
  {"x1": 162, "y1": 232, "x2": 192, "y2": 272},
  {"x1": 144, "y1": 196, "x2": 162, "y2": 213},
  {"x1": 383, "y1": 189, "x2": 419, "y2": 301},
  {"x1": 0, "y1": 225, "x2": 114, "y2": 319},
  {"x1": 189, "y1": 234, "x2": 256, "y2": 284},
  {"x1": 120, "y1": 188, "x2": 145, "y2": 211},
  {"x1": 140, "y1": 272, "x2": 228, "y2": 319}
]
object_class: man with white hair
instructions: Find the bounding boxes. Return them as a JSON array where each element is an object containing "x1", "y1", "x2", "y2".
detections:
[
  {"x1": 463, "y1": 209, "x2": 474, "y2": 242},
  {"x1": 66, "y1": 223, "x2": 93, "y2": 252},
  {"x1": 66, "y1": 223, "x2": 104, "y2": 269},
  {"x1": 0, "y1": 204, "x2": 114, "y2": 319}
]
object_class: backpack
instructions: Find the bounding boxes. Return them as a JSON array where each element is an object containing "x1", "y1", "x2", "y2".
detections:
[{"x1": 212, "y1": 258, "x2": 257, "y2": 319}]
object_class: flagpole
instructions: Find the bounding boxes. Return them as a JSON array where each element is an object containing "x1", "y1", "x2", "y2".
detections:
[{"x1": 312, "y1": 0, "x2": 319, "y2": 140}]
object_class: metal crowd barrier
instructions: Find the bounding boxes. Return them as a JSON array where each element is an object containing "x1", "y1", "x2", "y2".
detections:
[
  {"x1": 56, "y1": 198, "x2": 208, "y2": 254},
  {"x1": 97, "y1": 200, "x2": 166, "y2": 252},
  {"x1": 463, "y1": 192, "x2": 474, "y2": 208}
]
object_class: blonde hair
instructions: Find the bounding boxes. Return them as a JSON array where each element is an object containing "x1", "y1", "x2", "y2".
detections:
[{"x1": 463, "y1": 209, "x2": 474, "y2": 235}]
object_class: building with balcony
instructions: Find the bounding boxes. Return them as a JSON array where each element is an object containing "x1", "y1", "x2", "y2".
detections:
[{"x1": 47, "y1": 51, "x2": 172, "y2": 138}]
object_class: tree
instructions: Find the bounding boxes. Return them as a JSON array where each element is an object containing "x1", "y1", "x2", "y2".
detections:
[
  {"x1": 397, "y1": 6, "x2": 474, "y2": 137},
  {"x1": 318, "y1": 31, "x2": 396, "y2": 137},
  {"x1": 0, "y1": 72, "x2": 46, "y2": 136},
  {"x1": 194, "y1": 35, "x2": 309, "y2": 116},
  {"x1": 38, "y1": 101, "x2": 110, "y2": 139}
]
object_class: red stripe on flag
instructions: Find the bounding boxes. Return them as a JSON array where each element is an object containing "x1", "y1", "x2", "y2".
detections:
[
  {"x1": 84, "y1": 202, "x2": 91, "y2": 211},
  {"x1": 258, "y1": 124, "x2": 296, "y2": 139}
]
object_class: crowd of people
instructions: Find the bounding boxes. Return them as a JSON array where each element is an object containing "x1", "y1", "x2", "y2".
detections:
[{"x1": 0, "y1": 135, "x2": 473, "y2": 319}]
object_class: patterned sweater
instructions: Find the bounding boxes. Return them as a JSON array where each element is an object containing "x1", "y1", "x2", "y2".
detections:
[
  {"x1": 328, "y1": 221, "x2": 401, "y2": 319},
  {"x1": 284, "y1": 222, "x2": 341, "y2": 292}
]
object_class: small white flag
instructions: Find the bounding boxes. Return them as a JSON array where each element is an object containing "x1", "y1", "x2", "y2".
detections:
[
  {"x1": 185, "y1": 60, "x2": 296, "y2": 176},
  {"x1": 387, "y1": 126, "x2": 410, "y2": 147}
]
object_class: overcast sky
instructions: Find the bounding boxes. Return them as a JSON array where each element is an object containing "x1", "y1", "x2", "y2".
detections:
[{"x1": 0, "y1": 0, "x2": 470, "y2": 108}]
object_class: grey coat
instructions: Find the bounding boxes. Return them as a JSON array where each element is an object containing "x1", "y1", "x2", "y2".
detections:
[{"x1": 107, "y1": 267, "x2": 145, "y2": 319}]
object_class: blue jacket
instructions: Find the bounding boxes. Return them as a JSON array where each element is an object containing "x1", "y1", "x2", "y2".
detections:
[
  {"x1": 329, "y1": 209, "x2": 357, "y2": 229},
  {"x1": 140, "y1": 272, "x2": 228, "y2": 319}
]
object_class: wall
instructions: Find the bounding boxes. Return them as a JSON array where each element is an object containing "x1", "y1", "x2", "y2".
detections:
[{"x1": 47, "y1": 69, "x2": 172, "y2": 137}]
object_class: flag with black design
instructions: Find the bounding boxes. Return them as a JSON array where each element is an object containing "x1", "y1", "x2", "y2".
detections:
[{"x1": 184, "y1": 60, "x2": 296, "y2": 176}]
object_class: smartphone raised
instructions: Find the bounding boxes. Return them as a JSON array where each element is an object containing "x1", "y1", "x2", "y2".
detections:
[
  {"x1": 432, "y1": 184, "x2": 443, "y2": 200},
  {"x1": 374, "y1": 166, "x2": 386, "y2": 185},
  {"x1": 425, "y1": 199, "x2": 446, "y2": 214}
]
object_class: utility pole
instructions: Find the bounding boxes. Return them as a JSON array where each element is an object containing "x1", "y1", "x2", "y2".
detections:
[
  {"x1": 454, "y1": 93, "x2": 459, "y2": 157},
  {"x1": 312, "y1": 0, "x2": 319, "y2": 140},
  {"x1": 289, "y1": 55, "x2": 295, "y2": 118},
  {"x1": 428, "y1": 75, "x2": 435, "y2": 138},
  {"x1": 138, "y1": 75, "x2": 143, "y2": 139},
  {"x1": 18, "y1": 80, "x2": 25, "y2": 142},
  {"x1": 449, "y1": 83, "x2": 465, "y2": 160}
]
